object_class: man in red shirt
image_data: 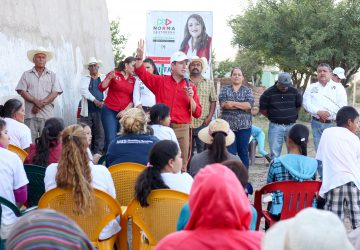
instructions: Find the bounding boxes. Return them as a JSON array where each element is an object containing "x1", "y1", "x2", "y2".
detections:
[{"x1": 135, "y1": 40, "x2": 202, "y2": 171}]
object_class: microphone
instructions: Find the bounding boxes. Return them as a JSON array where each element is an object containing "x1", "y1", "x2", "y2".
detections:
[{"x1": 184, "y1": 73, "x2": 190, "y2": 88}]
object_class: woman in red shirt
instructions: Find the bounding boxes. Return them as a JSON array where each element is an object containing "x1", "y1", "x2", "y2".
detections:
[{"x1": 99, "y1": 56, "x2": 136, "y2": 151}]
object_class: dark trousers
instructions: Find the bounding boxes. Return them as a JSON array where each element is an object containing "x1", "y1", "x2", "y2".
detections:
[
  {"x1": 227, "y1": 128, "x2": 252, "y2": 168},
  {"x1": 191, "y1": 125, "x2": 205, "y2": 155},
  {"x1": 80, "y1": 110, "x2": 105, "y2": 154}
]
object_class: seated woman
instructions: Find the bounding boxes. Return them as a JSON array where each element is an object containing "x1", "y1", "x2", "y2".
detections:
[
  {"x1": 155, "y1": 164, "x2": 263, "y2": 250},
  {"x1": 25, "y1": 117, "x2": 64, "y2": 166},
  {"x1": 79, "y1": 122, "x2": 95, "y2": 163},
  {"x1": 106, "y1": 108, "x2": 159, "y2": 167},
  {"x1": 149, "y1": 103, "x2": 179, "y2": 146},
  {"x1": 44, "y1": 124, "x2": 120, "y2": 240},
  {"x1": 0, "y1": 98, "x2": 31, "y2": 151},
  {"x1": 6, "y1": 209, "x2": 93, "y2": 250},
  {"x1": 189, "y1": 119, "x2": 240, "y2": 177},
  {"x1": 177, "y1": 160, "x2": 258, "y2": 231},
  {"x1": 267, "y1": 124, "x2": 318, "y2": 218},
  {"x1": 0, "y1": 118, "x2": 29, "y2": 240},
  {"x1": 135, "y1": 140, "x2": 193, "y2": 207}
]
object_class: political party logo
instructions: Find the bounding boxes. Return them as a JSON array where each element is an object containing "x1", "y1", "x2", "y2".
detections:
[{"x1": 152, "y1": 17, "x2": 176, "y2": 42}]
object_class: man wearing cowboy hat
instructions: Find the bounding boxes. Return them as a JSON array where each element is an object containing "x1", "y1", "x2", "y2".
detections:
[
  {"x1": 79, "y1": 57, "x2": 106, "y2": 158},
  {"x1": 189, "y1": 56, "x2": 217, "y2": 155},
  {"x1": 16, "y1": 47, "x2": 63, "y2": 141}
]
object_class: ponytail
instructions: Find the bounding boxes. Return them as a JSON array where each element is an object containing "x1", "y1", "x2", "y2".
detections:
[
  {"x1": 208, "y1": 132, "x2": 227, "y2": 163},
  {"x1": 288, "y1": 124, "x2": 309, "y2": 157},
  {"x1": 116, "y1": 56, "x2": 136, "y2": 71},
  {"x1": 134, "y1": 140, "x2": 178, "y2": 207}
]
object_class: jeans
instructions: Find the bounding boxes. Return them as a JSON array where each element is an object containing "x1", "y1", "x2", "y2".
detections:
[
  {"x1": 101, "y1": 105, "x2": 120, "y2": 153},
  {"x1": 311, "y1": 119, "x2": 334, "y2": 151},
  {"x1": 80, "y1": 110, "x2": 105, "y2": 154},
  {"x1": 191, "y1": 125, "x2": 205, "y2": 155},
  {"x1": 268, "y1": 122, "x2": 293, "y2": 159},
  {"x1": 227, "y1": 128, "x2": 252, "y2": 168},
  {"x1": 251, "y1": 125, "x2": 268, "y2": 157}
]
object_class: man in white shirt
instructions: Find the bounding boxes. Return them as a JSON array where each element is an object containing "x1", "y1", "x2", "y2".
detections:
[
  {"x1": 316, "y1": 106, "x2": 360, "y2": 229},
  {"x1": 303, "y1": 63, "x2": 347, "y2": 151},
  {"x1": 79, "y1": 57, "x2": 106, "y2": 159}
]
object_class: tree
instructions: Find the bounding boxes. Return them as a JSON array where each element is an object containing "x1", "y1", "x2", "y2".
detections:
[
  {"x1": 213, "y1": 58, "x2": 235, "y2": 78},
  {"x1": 110, "y1": 18, "x2": 128, "y2": 65},
  {"x1": 229, "y1": 0, "x2": 360, "y2": 92},
  {"x1": 234, "y1": 49, "x2": 264, "y2": 85}
]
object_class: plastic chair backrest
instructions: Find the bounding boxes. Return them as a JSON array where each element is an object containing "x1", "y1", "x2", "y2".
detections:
[
  {"x1": 254, "y1": 180, "x2": 321, "y2": 229},
  {"x1": 8, "y1": 144, "x2": 28, "y2": 162},
  {"x1": 24, "y1": 164, "x2": 46, "y2": 207},
  {"x1": 126, "y1": 189, "x2": 189, "y2": 247},
  {"x1": 38, "y1": 188, "x2": 122, "y2": 246},
  {"x1": 0, "y1": 196, "x2": 21, "y2": 248},
  {"x1": 109, "y1": 162, "x2": 146, "y2": 206}
]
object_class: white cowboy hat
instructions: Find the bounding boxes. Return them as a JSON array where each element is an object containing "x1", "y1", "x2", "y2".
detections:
[
  {"x1": 84, "y1": 57, "x2": 103, "y2": 68},
  {"x1": 27, "y1": 47, "x2": 53, "y2": 63},
  {"x1": 189, "y1": 56, "x2": 208, "y2": 75},
  {"x1": 262, "y1": 208, "x2": 354, "y2": 250},
  {"x1": 198, "y1": 119, "x2": 235, "y2": 146}
]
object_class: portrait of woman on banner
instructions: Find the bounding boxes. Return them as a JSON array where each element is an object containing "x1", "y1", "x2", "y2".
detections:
[{"x1": 179, "y1": 14, "x2": 212, "y2": 62}]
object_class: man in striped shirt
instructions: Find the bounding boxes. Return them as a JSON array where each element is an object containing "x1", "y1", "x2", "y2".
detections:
[{"x1": 259, "y1": 72, "x2": 302, "y2": 159}]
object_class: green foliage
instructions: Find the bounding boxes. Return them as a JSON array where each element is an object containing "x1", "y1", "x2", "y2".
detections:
[
  {"x1": 234, "y1": 49, "x2": 264, "y2": 85},
  {"x1": 110, "y1": 18, "x2": 128, "y2": 65},
  {"x1": 229, "y1": 0, "x2": 360, "y2": 91},
  {"x1": 213, "y1": 58, "x2": 235, "y2": 78}
]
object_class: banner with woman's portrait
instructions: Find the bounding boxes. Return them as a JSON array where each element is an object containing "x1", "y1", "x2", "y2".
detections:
[{"x1": 146, "y1": 11, "x2": 213, "y2": 78}]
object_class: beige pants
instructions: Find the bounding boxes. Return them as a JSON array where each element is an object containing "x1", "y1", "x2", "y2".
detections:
[
  {"x1": 171, "y1": 123, "x2": 190, "y2": 171},
  {"x1": 25, "y1": 117, "x2": 46, "y2": 143}
]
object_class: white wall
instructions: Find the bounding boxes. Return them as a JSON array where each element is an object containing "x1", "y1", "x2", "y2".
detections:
[{"x1": 0, "y1": 0, "x2": 114, "y2": 124}]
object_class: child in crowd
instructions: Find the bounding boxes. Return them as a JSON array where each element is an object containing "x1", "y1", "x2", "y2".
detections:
[
  {"x1": 149, "y1": 103, "x2": 179, "y2": 146},
  {"x1": 251, "y1": 125, "x2": 271, "y2": 162},
  {"x1": 267, "y1": 124, "x2": 318, "y2": 219},
  {"x1": 316, "y1": 106, "x2": 360, "y2": 229},
  {"x1": 135, "y1": 140, "x2": 193, "y2": 207},
  {"x1": 25, "y1": 117, "x2": 64, "y2": 167},
  {"x1": 0, "y1": 118, "x2": 29, "y2": 240},
  {"x1": 79, "y1": 122, "x2": 95, "y2": 163},
  {"x1": 155, "y1": 164, "x2": 263, "y2": 250},
  {"x1": 44, "y1": 124, "x2": 120, "y2": 240}
]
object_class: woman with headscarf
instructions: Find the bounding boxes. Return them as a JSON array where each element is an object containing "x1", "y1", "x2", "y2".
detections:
[{"x1": 155, "y1": 164, "x2": 263, "y2": 250}]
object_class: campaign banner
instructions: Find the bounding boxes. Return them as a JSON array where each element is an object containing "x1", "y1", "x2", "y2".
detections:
[{"x1": 146, "y1": 11, "x2": 213, "y2": 78}]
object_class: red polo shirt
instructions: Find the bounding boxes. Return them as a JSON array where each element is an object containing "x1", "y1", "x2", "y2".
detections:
[
  {"x1": 98, "y1": 71, "x2": 135, "y2": 112},
  {"x1": 135, "y1": 64, "x2": 202, "y2": 124}
]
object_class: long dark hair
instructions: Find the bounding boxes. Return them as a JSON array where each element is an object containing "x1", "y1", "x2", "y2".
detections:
[
  {"x1": 116, "y1": 56, "x2": 136, "y2": 72},
  {"x1": 135, "y1": 140, "x2": 179, "y2": 207},
  {"x1": 288, "y1": 124, "x2": 309, "y2": 156},
  {"x1": 0, "y1": 118, "x2": 6, "y2": 133},
  {"x1": 0, "y1": 99, "x2": 23, "y2": 118},
  {"x1": 207, "y1": 132, "x2": 228, "y2": 163},
  {"x1": 143, "y1": 58, "x2": 159, "y2": 75},
  {"x1": 149, "y1": 103, "x2": 170, "y2": 125},
  {"x1": 180, "y1": 14, "x2": 209, "y2": 52},
  {"x1": 32, "y1": 118, "x2": 64, "y2": 166}
]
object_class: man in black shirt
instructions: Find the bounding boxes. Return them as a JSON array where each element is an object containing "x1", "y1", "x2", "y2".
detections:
[{"x1": 259, "y1": 72, "x2": 302, "y2": 159}]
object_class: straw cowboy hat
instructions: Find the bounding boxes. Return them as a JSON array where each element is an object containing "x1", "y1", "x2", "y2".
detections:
[
  {"x1": 84, "y1": 57, "x2": 103, "y2": 68},
  {"x1": 262, "y1": 208, "x2": 354, "y2": 250},
  {"x1": 27, "y1": 47, "x2": 53, "y2": 63},
  {"x1": 198, "y1": 119, "x2": 235, "y2": 146},
  {"x1": 189, "y1": 56, "x2": 208, "y2": 75}
]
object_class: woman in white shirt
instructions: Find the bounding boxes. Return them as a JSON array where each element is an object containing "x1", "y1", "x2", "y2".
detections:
[
  {"x1": 150, "y1": 103, "x2": 179, "y2": 147},
  {"x1": 133, "y1": 58, "x2": 158, "y2": 113},
  {"x1": 135, "y1": 140, "x2": 193, "y2": 207},
  {"x1": 44, "y1": 124, "x2": 120, "y2": 240},
  {"x1": 0, "y1": 98, "x2": 31, "y2": 151}
]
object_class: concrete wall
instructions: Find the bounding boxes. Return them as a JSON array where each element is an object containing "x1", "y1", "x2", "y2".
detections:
[{"x1": 0, "y1": 0, "x2": 114, "y2": 124}]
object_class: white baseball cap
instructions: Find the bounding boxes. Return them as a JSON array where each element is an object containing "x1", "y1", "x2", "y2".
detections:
[
  {"x1": 170, "y1": 51, "x2": 188, "y2": 63},
  {"x1": 333, "y1": 67, "x2": 346, "y2": 79}
]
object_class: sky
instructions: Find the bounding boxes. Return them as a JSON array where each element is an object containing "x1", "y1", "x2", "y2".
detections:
[{"x1": 105, "y1": 0, "x2": 249, "y2": 61}]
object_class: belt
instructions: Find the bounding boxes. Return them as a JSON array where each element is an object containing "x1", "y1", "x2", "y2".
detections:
[
  {"x1": 312, "y1": 117, "x2": 334, "y2": 124},
  {"x1": 270, "y1": 121, "x2": 293, "y2": 126},
  {"x1": 170, "y1": 123, "x2": 189, "y2": 129}
]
